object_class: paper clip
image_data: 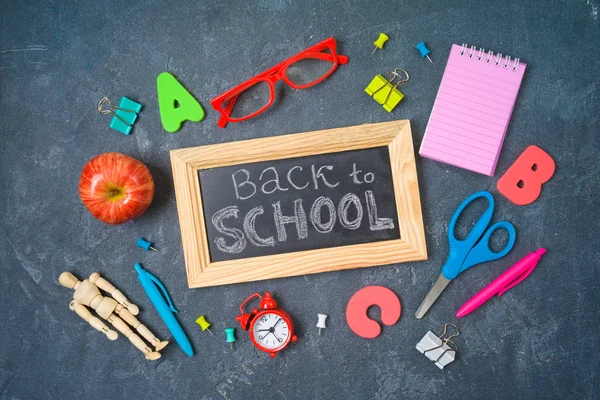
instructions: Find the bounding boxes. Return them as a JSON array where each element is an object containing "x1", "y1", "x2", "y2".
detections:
[
  {"x1": 365, "y1": 68, "x2": 409, "y2": 112},
  {"x1": 98, "y1": 96, "x2": 142, "y2": 135},
  {"x1": 416, "y1": 323, "x2": 459, "y2": 369}
]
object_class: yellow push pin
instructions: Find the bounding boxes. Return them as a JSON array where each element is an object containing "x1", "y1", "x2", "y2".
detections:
[
  {"x1": 372, "y1": 33, "x2": 389, "y2": 55},
  {"x1": 195, "y1": 315, "x2": 213, "y2": 335}
]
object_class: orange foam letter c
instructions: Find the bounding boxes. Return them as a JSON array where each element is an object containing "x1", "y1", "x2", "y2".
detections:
[{"x1": 346, "y1": 286, "x2": 401, "y2": 339}]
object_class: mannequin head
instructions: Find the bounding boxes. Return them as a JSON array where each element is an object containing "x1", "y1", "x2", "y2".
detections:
[{"x1": 59, "y1": 272, "x2": 80, "y2": 289}]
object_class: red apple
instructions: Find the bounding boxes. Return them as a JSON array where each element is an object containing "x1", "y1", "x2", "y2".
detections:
[{"x1": 79, "y1": 152, "x2": 154, "y2": 224}]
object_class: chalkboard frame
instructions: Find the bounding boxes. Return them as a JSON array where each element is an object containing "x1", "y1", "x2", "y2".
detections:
[{"x1": 170, "y1": 120, "x2": 427, "y2": 288}]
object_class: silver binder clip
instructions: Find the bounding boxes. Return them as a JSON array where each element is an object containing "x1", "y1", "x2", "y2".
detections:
[{"x1": 416, "y1": 323, "x2": 460, "y2": 369}]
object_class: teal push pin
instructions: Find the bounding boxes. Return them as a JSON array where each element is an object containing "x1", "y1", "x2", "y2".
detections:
[
  {"x1": 416, "y1": 42, "x2": 433, "y2": 63},
  {"x1": 224, "y1": 327, "x2": 236, "y2": 350},
  {"x1": 136, "y1": 237, "x2": 158, "y2": 252}
]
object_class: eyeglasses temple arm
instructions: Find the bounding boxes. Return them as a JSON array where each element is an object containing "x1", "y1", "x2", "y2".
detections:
[
  {"x1": 218, "y1": 93, "x2": 240, "y2": 128},
  {"x1": 294, "y1": 51, "x2": 349, "y2": 64}
]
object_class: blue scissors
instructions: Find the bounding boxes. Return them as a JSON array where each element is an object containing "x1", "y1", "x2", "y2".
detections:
[{"x1": 416, "y1": 191, "x2": 516, "y2": 318}]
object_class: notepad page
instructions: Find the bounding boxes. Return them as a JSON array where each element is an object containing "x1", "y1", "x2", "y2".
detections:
[{"x1": 419, "y1": 44, "x2": 527, "y2": 176}]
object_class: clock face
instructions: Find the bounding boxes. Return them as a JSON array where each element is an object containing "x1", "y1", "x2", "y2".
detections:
[{"x1": 251, "y1": 312, "x2": 290, "y2": 350}]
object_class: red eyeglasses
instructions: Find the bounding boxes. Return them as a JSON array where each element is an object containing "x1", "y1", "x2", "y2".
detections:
[{"x1": 210, "y1": 38, "x2": 349, "y2": 128}]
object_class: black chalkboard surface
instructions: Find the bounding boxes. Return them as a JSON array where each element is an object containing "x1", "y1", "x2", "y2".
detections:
[{"x1": 198, "y1": 146, "x2": 400, "y2": 262}]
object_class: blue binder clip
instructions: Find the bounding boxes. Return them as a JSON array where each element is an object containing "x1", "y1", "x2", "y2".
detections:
[{"x1": 98, "y1": 96, "x2": 142, "y2": 135}]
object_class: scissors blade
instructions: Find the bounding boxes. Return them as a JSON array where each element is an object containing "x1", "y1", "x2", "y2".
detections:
[{"x1": 415, "y1": 274, "x2": 451, "y2": 319}]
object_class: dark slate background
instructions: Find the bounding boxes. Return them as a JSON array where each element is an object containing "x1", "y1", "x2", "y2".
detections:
[{"x1": 0, "y1": 0, "x2": 598, "y2": 399}]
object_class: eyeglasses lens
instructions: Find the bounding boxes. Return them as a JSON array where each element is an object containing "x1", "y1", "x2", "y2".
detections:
[
  {"x1": 227, "y1": 80, "x2": 272, "y2": 119},
  {"x1": 285, "y1": 49, "x2": 336, "y2": 87}
]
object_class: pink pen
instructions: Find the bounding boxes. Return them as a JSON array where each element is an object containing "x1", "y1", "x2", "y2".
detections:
[{"x1": 456, "y1": 248, "x2": 547, "y2": 318}]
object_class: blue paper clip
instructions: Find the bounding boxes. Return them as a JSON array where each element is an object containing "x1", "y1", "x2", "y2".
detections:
[{"x1": 98, "y1": 96, "x2": 142, "y2": 135}]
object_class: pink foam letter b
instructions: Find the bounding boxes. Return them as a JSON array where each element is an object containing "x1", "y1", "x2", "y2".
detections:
[{"x1": 497, "y1": 145, "x2": 555, "y2": 205}]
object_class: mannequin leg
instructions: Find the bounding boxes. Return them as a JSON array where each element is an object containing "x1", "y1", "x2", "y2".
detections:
[
  {"x1": 70, "y1": 301, "x2": 118, "y2": 341},
  {"x1": 107, "y1": 314, "x2": 161, "y2": 361},
  {"x1": 115, "y1": 305, "x2": 169, "y2": 351}
]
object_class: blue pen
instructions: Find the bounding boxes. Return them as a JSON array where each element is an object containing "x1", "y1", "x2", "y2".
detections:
[{"x1": 134, "y1": 263, "x2": 194, "y2": 356}]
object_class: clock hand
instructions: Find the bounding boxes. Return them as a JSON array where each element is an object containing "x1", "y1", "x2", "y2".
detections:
[
  {"x1": 271, "y1": 318, "x2": 282, "y2": 329},
  {"x1": 257, "y1": 329, "x2": 271, "y2": 332},
  {"x1": 259, "y1": 331, "x2": 276, "y2": 341},
  {"x1": 272, "y1": 332, "x2": 283, "y2": 343}
]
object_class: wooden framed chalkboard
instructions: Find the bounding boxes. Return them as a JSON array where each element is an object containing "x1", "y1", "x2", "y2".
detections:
[{"x1": 170, "y1": 120, "x2": 427, "y2": 288}]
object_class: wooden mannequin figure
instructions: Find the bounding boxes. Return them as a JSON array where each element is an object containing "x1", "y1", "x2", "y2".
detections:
[{"x1": 59, "y1": 272, "x2": 168, "y2": 360}]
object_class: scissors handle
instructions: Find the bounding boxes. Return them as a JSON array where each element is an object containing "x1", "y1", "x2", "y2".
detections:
[
  {"x1": 448, "y1": 190, "x2": 495, "y2": 246},
  {"x1": 461, "y1": 221, "x2": 516, "y2": 271},
  {"x1": 442, "y1": 191, "x2": 516, "y2": 280}
]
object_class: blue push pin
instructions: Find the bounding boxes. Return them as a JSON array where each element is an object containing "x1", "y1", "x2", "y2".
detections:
[
  {"x1": 415, "y1": 42, "x2": 433, "y2": 63},
  {"x1": 136, "y1": 237, "x2": 158, "y2": 252}
]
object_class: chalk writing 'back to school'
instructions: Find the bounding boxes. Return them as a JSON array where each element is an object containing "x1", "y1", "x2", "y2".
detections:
[{"x1": 210, "y1": 162, "x2": 396, "y2": 255}]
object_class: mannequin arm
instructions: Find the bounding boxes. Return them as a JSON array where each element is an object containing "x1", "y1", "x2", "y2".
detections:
[
  {"x1": 89, "y1": 272, "x2": 140, "y2": 315},
  {"x1": 69, "y1": 301, "x2": 118, "y2": 340}
]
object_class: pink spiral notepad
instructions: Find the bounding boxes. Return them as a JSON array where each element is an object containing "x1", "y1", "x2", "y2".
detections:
[{"x1": 419, "y1": 44, "x2": 527, "y2": 176}]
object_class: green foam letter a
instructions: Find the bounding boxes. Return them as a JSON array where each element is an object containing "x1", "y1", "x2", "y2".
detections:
[{"x1": 157, "y1": 72, "x2": 204, "y2": 132}]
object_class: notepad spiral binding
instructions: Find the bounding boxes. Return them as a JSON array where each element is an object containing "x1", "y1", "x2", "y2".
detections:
[{"x1": 459, "y1": 43, "x2": 520, "y2": 71}]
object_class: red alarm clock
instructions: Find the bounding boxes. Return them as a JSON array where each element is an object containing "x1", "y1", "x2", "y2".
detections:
[{"x1": 235, "y1": 292, "x2": 298, "y2": 358}]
